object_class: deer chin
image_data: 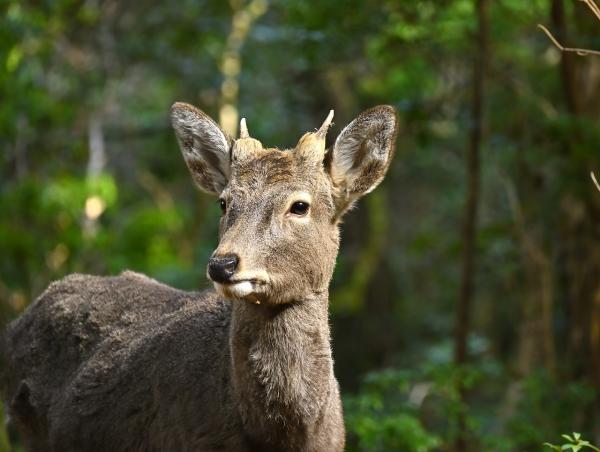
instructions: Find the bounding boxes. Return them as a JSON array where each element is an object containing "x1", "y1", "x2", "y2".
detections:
[{"x1": 213, "y1": 273, "x2": 270, "y2": 303}]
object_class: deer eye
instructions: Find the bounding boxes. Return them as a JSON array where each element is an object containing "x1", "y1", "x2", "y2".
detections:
[
  {"x1": 218, "y1": 199, "x2": 227, "y2": 214},
  {"x1": 289, "y1": 201, "x2": 310, "y2": 216}
]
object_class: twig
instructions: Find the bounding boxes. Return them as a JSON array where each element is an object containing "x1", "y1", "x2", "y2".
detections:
[
  {"x1": 592, "y1": 171, "x2": 600, "y2": 192},
  {"x1": 578, "y1": 0, "x2": 600, "y2": 22},
  {"x1": 538, "y1": 0, "x2": 600, "y2": 55},
  {"x1": 538, "y1": 3, "x2": 600, "y2": 193},
  {"x1": 537, "y1": 24, "x2": 600, "y2": 56}
]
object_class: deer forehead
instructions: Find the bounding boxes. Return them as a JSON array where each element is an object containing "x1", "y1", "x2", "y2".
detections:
[{"x1": 229, "y1": 147, "x2": 330, "y2": 193}]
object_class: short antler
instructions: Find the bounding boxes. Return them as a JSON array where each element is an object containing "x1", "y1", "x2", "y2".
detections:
[
  {"x1": 295, "y1": 109, "x2": 335, "y2": 161},
  {"x1": 233, "y1": 117, "x2": 263, "y2": 160},
  {"x1": 240, "y1": 118, "x2": 249, "y2": 139},
  {"x1": 316, "y1": 110, "x2": 334, "y2": 139}
]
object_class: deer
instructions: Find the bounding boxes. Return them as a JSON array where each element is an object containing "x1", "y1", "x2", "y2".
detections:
[{"x1": 2, "y1": 102, "x2": 397, "y2": 452}]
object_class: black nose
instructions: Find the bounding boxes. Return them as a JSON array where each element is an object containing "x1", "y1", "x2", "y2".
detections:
[{"x1": 208, "y1": 254, "x2": 239, "y2": 283}]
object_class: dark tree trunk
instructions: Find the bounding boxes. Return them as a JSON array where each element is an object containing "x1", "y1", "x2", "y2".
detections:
[
  {"x1": 552, "y1": 0, "x2": 600, "y2": 409},
  {"x1": 454, "y1": 0, "x2": 489, "y2": 449},
  {"x1": 551, "y1": 0, "x2": 582, "y2": 116}
]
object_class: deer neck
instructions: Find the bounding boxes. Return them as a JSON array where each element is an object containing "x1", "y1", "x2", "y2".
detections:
[{"x1": 228, "y1": 292, "x2": 335, "y2": 447}]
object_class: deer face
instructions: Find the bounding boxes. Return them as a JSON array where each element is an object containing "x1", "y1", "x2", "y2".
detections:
[{"x1": 171, "y1": 103, "x2": 397, "y2": 305}]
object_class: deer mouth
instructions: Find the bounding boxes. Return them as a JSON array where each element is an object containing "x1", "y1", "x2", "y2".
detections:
[
  {"x1": 215, "y1": 278, "x2": 268, "y2": 300},
  {"x1": 227, "y1": 278, "x2": 267, "y2": 286}
]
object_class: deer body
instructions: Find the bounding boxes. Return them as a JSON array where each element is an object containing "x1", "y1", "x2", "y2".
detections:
[{"x1": 3, "y1": 103, "x2": 397, "y2": 451}]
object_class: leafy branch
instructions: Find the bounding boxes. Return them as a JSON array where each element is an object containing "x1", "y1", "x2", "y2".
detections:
[{"x1": 544, "y1": 432, "x2": 600, "y2": 452}]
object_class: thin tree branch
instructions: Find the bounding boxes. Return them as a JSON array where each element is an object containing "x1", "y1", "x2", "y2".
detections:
[
  {"x1": 537, "y1": 24, "x2": 600, "y2": 56},
  {"x1": 540, "y1": 1, "x2": 600, "y2": 193},
  {"x1": 538, "y1": 0, "x2": 600, "y2": 55},
  {"x1": 578, "y1": 0, "x2": 600, "y2": 22},
  {"x1": 592, "y1": 171, "x2": 600, "y2": 192}
]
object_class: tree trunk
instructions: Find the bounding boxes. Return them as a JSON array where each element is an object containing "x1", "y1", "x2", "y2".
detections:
[
  {"x1": 219, "y1": 0, "x2": 268, "y2": 136},
  {"x1": 453, "y1": 0, "x2": 489, "y2": 449},
  {"x1": 552, "y1": 0, "x2": 600, "y2": 393},
  {"x1": 551, "y1": 0, "x2": 582, "y2": 116}
]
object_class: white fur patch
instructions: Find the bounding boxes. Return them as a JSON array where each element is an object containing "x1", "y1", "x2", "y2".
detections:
[{"x1": 227, "y1": 281, "x2": 254, "y2": 298}]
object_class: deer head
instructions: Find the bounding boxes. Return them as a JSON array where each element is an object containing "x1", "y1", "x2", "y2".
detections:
[{"x1": 171, "y1": 103, "x2": 397, "y2": 305}]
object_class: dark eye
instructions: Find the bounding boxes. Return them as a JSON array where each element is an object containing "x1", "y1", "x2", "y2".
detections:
[
  {"x1": 218, "y1": 199, "x2": 227, "y2": 214},
  {"x1": 289, "y1": 201, "x2": 310, "y2": 216}
]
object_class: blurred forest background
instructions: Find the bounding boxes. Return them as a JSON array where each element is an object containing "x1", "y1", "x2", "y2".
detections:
[{"x1": 1, "y1": 0, "x2": 600, "y2": 450}]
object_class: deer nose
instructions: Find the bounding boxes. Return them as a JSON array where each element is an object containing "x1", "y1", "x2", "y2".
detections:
[{"x1": 208, "y1": 254, "x2": 239, "y2": 283}]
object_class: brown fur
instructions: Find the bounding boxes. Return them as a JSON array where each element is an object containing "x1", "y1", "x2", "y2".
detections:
[{"x1": 2, "y1": 103, "x2": 397, "y2": 451}]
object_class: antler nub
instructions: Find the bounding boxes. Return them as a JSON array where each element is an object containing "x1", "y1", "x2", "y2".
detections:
[
  {"x1": 239, "y1": 118, "x2": 249, "y2": 139},
  {"x1": 295, "y1": 109, "x2": 335, "y2": 161},
  {"x1": 316, "y1": 110, "x2": 334, "y2": 139},
  {"x1": 233, "y1": 117, "x2": 263, "y2": 160}
]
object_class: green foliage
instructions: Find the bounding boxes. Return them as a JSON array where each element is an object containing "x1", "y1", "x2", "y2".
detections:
[
  {"x1": 344, "y1": 362, "x2": 493, "y2": 451},
  {"x1": 344, "y1": 369, "x2": 441, "y2": 452},
  {"x1": 544, "y1": 433, "x2": 600, "y2": 452},
  {"x1": 345, "y1": 361, "x2": 598, "y2": 451},
  {"x1": 505, "y1": 373, "x2": 597, "y2": 451}
]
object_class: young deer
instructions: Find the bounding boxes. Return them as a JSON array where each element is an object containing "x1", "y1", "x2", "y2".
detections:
[{"x1": 2, "y1": 102, "x2": 397, "y2": 451}]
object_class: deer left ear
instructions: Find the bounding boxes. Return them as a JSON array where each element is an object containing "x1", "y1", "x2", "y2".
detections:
[
  {"x1": 327, "y1": 105, "x2": 398, "y2": 217},
  {"x1": 171, "y1": 102, "x2": 233, "y2": 195}
]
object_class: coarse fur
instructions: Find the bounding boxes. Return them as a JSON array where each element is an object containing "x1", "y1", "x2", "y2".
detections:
[{"x1": 2, "y1": 102, "x2": 398, "y2": 451}]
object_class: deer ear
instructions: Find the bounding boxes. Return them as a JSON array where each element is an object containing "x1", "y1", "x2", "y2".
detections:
[
  {"x1": 171, "y1": 102, "x2": 232, "y2": 195},
  {"x1": 328, "y1": 105, "x2": 398, "y2": 216}
]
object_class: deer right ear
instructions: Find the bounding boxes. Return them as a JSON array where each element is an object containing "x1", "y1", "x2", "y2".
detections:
[
  {"x1": 171, "y1": 102, "x2": 232, "y2": 195},
  {"x1": 328, "y1": 105, "x2": 397, "y2": 218}
]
